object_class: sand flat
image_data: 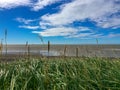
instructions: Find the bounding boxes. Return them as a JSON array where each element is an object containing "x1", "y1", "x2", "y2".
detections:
[{"x1": 1, "y1": 44, "x2": 120, "y2": 57}]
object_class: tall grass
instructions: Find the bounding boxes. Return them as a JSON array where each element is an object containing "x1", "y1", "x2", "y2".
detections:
[{"x1": 0, "y1": 57, "x2": 120, "y2": 90}]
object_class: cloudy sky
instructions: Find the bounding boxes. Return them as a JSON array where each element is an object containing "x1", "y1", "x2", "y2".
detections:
[{"x1": 0, "y1": 0, "x2": 120, "y2": 44}]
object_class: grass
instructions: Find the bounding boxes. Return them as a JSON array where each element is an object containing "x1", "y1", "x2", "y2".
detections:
[{"x1": 0, "y1": 57, "x2": 120, "y2": 90}]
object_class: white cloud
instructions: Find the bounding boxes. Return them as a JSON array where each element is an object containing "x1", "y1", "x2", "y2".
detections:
[
  {"x1": 19, "y1": 25, "x2": 39, "y2": 30},
  {"x1": 0, "y1": 0, "x2": 62, "y2": 10},
  {"x1": 78, "y1": 27, "x2": 91, "y2": 31},
  {"x1": 107, "y1": 33, "x2": 120, "y2": 38},
  {"x1": 15, "y1": 17, "x2": 37, "y2": 24},
  {"x1": 32, "y1": 27, "x2": 78, "y2": 36},
  {"x1": 68, "y1": 33, "x2": 94, "y2": 38},
  {"x1": 40, "y1": 0, "x2": 120, "y2": 28},
  {"x1": 32, "y1": 26, "x2": 94, "y2": 38},
  {"x1": 3, "y1": 0, "x2": 119, "y2": 38},
  {"x1": 32, "y1": 0, "x2": 61, "y2": 11},
  {"x1": 0, "y1": 0, "x2": 31, "y2": 9},
  {"x1": 96, "y1": 15, "x2": 120, "y2": 29}
]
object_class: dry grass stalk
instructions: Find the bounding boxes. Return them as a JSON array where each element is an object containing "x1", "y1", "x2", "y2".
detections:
[
  {"x1": 5, "y1": 29, "x2": 7, "y2": 55},
  {"x1": 95, "y1": 38, "x2": 99, "y2": 57},
  {"x1": 0, "y1": 45, "x2": 1, "y2": 56},
  {"x1": 38, "y1": 35, "x2": 44, "y2": 44},
  {"x1": 26, "y1": 41, "x2": 28, "y2": 47},
  {"x1": 25, "y1": 41, "x2": 28, "y2": 56},
  {"x1": 0, "y1": 39, "x2": 3, "y2": 56},
  {"x1": 96, "y1": 38, "x2": 98, "y2": 45},
  {"x1": 64, "y1": 45, "x2": 67, "y2": 57},
  {"x1": 96, "y1": 38, "x2": 99, "y2": 50},
  {"x1": 25, "y1": 41, "x2": 30, "y2": 59}
]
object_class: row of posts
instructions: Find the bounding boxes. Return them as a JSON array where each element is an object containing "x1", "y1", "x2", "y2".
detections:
[
  {"x1": 25, "y1": 41, "x2": 79, "y2": 58},
  {"x1": 64, "y1": 45, "x2": 79, "y2": 57},
  {"x1": 0, "y1": 40, "x2": 79, "y2": 58}
]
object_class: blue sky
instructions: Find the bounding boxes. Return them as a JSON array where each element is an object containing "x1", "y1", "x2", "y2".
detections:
[{"x1": 0, "y1": 0, "x2": 120, "y2": 44}]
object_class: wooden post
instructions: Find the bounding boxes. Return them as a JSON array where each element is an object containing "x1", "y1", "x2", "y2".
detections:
[
  {"x1": 27, "y1": 45, "x2": 30, "y2": 60},
  {"x1": 25, "y1": 41, "x2": 28, "y2": 57},
  {"x1": 48, "y1": 41, "x2": 50, "y2": 57},
  {"x1": 64, "y1": 45, "x2": 67, "y2": 57}
]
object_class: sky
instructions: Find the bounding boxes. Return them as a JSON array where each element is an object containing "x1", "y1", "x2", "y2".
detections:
[{"x1": 0, "y1": 0, "x2": 120, "y2": 44}]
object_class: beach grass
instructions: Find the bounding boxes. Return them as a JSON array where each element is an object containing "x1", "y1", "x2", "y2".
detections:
[{"x1": 0, "y1": 57, "x2": 120, "y2": 90}]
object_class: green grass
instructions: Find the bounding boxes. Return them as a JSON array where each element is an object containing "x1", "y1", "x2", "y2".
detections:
[{"x1": 0, "y1": 57, "x2": 120, "y2": 90}]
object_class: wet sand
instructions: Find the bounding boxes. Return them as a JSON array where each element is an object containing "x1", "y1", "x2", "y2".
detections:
[{"x1": 1, "y1": 44, "x2": 120, "y2": 58}]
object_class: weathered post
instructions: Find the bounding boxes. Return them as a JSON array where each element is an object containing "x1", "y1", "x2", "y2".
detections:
[
  {"x1": 28, "y1": 45, "x2": 30, "y2": 60},
  {"x1": 64, "y1": 45, "x2": 67, "y2": 57},
  {"x1": 48, "y1": 41, "x2": 50, "y2": 57}
]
